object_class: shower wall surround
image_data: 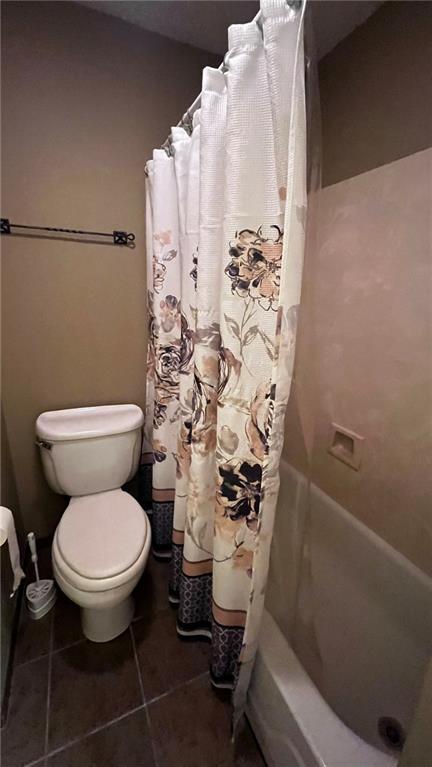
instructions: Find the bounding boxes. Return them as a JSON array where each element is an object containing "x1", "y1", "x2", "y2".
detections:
[
  {"x1": 1, "y1": 1, "x2": 218, "y2": 536},
  {"x1": 304, "y1": 149, "x2": 431, "y2": 576},
  {"x1": 282, "y1": 147, "x2": 432, "y2": 581},
  {"x1": 282, "y1": 0, "x2": 432, "y2": 576}
]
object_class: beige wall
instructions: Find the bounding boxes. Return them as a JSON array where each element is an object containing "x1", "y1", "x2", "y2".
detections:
[
  {"x1": 319, "y1": 1, "x2": 432, "y2": 186},
  {"x1": 1, "y1": 1, "x2": 217, "y2": 536}
]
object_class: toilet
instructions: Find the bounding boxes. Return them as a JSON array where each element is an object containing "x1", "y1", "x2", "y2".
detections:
[{"x1": 35, "y1": 404, "x2": 151, "y2": 642}]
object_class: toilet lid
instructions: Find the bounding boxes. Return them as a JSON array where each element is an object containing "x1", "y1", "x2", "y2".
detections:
[{"x1": 57, "y1": 489, "x2": 147, "y2": 579}]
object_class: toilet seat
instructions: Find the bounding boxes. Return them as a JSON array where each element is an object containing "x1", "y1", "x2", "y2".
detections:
[{"x1": 53, "y1": 489, "x2": 150, "y2": 592}]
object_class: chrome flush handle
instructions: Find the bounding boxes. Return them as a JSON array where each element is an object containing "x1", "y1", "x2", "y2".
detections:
[{"x1": 35, "y1": 439, "x2": 52, "y2": 451}]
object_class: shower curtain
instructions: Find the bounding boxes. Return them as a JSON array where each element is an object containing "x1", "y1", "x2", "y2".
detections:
[{"x1": 144, "y1": 0, "x2": 307, "y2": 701}]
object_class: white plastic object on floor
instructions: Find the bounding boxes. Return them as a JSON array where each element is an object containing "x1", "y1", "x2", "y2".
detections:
[{"x1": 25, "y1": 532, "x2": 56, "y2": 620}]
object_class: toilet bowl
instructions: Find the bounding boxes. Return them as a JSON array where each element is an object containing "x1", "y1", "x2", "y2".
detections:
[
  {"x1": 52, "y1": 488, "x2": 151, "y2": 641},
  {"x1": 36, "y1": 404, "x2": 151, "y2": 642}
]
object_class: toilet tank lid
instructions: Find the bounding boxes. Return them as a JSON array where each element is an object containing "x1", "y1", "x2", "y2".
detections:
[{"x1": 36, "y1": 404, "x2": 144, "y2": 442}]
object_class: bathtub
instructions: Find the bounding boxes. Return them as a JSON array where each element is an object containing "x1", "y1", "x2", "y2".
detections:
[{"x1": 247, "y1": 463, "x2": 432, "y2": 767}]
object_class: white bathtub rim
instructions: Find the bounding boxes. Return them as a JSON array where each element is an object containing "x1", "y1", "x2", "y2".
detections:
[{"x1": 249, "y1": 610, "x2": 397, "y2": 767}]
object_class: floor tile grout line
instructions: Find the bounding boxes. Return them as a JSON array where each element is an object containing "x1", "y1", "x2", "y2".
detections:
[
  {"x1": 145, "y1": 670, "x2": 210, "y2": 708},
  {"x1": 15, "y1": 601, "x2": 173, "y2": 669},
  {"x1": 129, "y1": 624, "x2": 159, "y2": 767},
  {"x1": 14, "y1": 651, "x2": 50, "y2": 669},
  {"x1": 38, "y1": 703, "x2": 147, "y2": 763},
  {"x1": 144, "y1": 704, "x2": 160, "y2": 767},
  {"x1": 131, "y1": 602, "x2": 172, "y2": 623},
  {"x1": 43, "y1": 610, "x2": 55, "y2": 765},
  {"x1": 14, "y1": 637, "x2": 87, "y2": 670},
  {"x1": 143, "y1": 671, "x2": 210, "y2": 767},
  {"x1": 129, "y1": 625, "x2": 146, "y2": 705},
  {"x1": 51, "y1": 637, "x2": 85, "y2": 656},
  {"x1": 22, "y1": 757, "x2": 46, "y2": 767},
  {"x1": 36, "y1": 669, "x2": 211, "y2": 765}
]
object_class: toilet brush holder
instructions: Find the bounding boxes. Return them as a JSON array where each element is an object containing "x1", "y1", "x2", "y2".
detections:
[{"x1": 26, "y1": 532, "x2": 56, "y2": 620}]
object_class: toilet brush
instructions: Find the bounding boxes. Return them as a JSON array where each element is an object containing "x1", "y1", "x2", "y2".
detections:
[{"x1": 26, "y1": 532, "x2": 56, "y2": 620}]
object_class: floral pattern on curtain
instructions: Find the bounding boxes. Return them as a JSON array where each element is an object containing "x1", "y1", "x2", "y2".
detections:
[
  {"x1": 144, "y1": 0, "x2": 307, "y2": 698},
  {"x1": 143, "y1": 150, "x2": 181, "y2": 557}
]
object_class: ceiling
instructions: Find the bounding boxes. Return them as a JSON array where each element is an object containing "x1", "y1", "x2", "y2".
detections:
[{"x1": 80, "y1": 0, "x2": 383, "y2": 60}]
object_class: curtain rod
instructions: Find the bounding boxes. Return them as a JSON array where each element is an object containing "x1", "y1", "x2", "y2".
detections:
[{"x1": 158, "y1": 0, "x2": 302, "y2": 155}]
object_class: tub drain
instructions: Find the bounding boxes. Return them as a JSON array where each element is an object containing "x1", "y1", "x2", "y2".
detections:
[{"x1": 378, "y1": 717, "x2": 405, "y2": 751}]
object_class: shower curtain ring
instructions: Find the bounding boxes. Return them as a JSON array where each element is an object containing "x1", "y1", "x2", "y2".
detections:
[
  {"x1": 221, "y1": 52, "x2": 230, "y2": 74},
  {"x1": 184, "y1": 109, "x2": 193, "y2": 135}
]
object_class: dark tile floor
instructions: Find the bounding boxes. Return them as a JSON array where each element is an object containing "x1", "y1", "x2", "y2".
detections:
[{"x1": 1, "y1": 548, "x2": 266, "y2": 767}]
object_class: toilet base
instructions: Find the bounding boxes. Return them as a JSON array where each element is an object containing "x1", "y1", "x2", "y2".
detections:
[{"x1": 81, "y1": 596, "x2": 134, "y2": 642}]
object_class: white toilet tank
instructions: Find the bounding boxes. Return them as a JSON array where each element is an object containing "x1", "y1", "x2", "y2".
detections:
[{"x1": 36, "y1": 404, "x2": 144, "y2": 496}]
